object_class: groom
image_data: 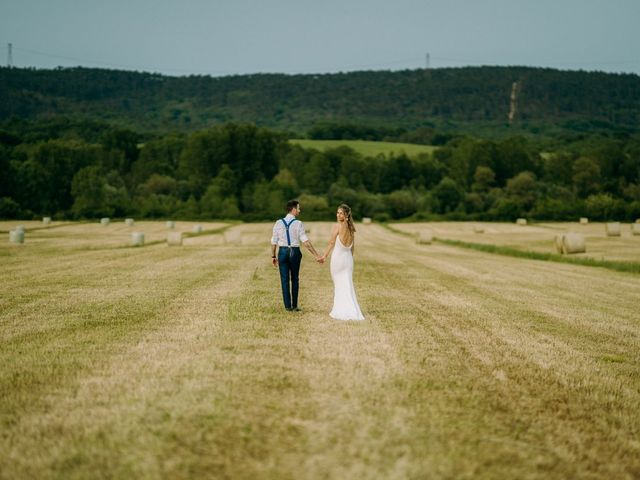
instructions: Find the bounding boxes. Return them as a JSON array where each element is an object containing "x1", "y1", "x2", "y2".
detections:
[{"x1": 271, "y1": 200, "x2": 323, "y2": 312}]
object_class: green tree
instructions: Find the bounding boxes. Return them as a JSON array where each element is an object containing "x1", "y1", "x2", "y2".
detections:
[
  {"x1": 496, "y1": 136, "x2": 539, "y2": 182},
  {"x1": 0, "y1": 144, "x2": 12, "y2": 199},
  {"x1": 302, "y1": 152, "x2": 333, "y2": 194},
  {"x1": 412, "y1": 153, "x2": 444, "y2": 189},
  {"x1": 327, "y1": 182, "x2": 360, "y2": 214},
  {"x1": 100, "y1": 129, "x2": 140, "y2": 174},
  {"x1": 359, "y1": 192, "x2": 388, "y2": 219},
  {"x1": 279, "y1": 144, "x2": 310, "y2": 180},
  {"x1": 338, "y1": 149, "x2": 368, "y2": 189},
  {"x1": 137, "y1": 174, "x2": 178, "y2": 197},
  {"x1": 505, "y1": 171, "x2": 537, "y2": 211},
  {"x1": 0, "y1": 197, "x2": 21, "y2": 218},
  {"x1": 178, "y1": 129, "x2": 226, "y2": 196},
  {"x1": 129, "y1": 133, "x2": 185, "y2": 187},
  {"x1": 200, "y1": 165, "x2": 240, "y2": 218},
  {"x1": 134, "y1": 194, "x2": 179, "y2": 218},
  {"x1": 297, "y1": 193, "x2": 329, "y2": 220},
  {"x1": 71, "y1": 167, "x2": 130, "y2": 218},
  {"x1": 386, "y1": 190, "x2": 416, "y2": 218},
  {"x1": 572, "y1": 156, "x2": 601, "y2": 197},
  {"x1": 432, "y1": 177, "x2": 462, "y2": 213},
  {"x1": 176, "y1": 195, "x2": 200, "y2": 219},
  {"x1": 16, "y1": 140, "x2": 99, "y2": 214},
  {"x1": 447, "y1": 138, "x2": 497, "y2": 188},
  {"x1": 471, "y1": 166, "x2": 496, "y2": 193},
  {"x1": 272, "y1": 169, "x2": 299, "y2": 201},
  {"x1": 585, "y1": 193, "x2": 623, "y2": 220},
  {"x1": 543, "y1": 152, "x2": 575, "y2": 185}
]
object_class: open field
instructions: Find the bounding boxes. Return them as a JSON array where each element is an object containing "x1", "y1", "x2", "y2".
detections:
[
  {"x1": 391, "y1": 221, "x2": 640, "y2": 264},
  {"x1": 0, "y1": 220, "x2": 229, "y2": 251},
  {"x1": 289, "y1": 139, "x2": 438, "y2": 157},
  {"x1": 1, "y1": 221, "x2": 640, "y2": 479}
]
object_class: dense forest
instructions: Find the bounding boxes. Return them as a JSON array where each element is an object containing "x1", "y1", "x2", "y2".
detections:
[
  {"x1": 1, "y1": 66, "x2": 639, "y2": 222},
  {"x1": 1, "y1": 65, "x2": 639, "y2": 138},
  {"x1": 1, "y1": 117, "x2": 639, "y2": 222}
]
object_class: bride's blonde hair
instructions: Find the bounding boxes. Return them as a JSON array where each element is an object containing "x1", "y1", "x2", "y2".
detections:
[{"x1": 338, "y1": 203, "x2": 356, "y2": 235}]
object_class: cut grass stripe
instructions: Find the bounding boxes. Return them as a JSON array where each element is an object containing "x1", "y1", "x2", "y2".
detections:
[
  {"x1": 382, "y1": 224, "x2": 640, "y2": 275},
  {"x1": 115, "y1": 224, "x2": 236, "y2": 249}
]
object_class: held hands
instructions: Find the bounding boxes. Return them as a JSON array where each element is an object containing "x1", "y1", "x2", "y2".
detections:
[{"x1": 316, "y1": 255, "x2": 325, "y2": 264}]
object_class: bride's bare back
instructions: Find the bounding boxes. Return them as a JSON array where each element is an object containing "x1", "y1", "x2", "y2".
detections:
[{"x1": 338, "y1": 223, "x2": 353, "y2": 248}]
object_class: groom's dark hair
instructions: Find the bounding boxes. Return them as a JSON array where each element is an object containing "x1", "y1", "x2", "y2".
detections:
[{"x1": 286, "y1": 200, "x2": 299, "y2": 212}]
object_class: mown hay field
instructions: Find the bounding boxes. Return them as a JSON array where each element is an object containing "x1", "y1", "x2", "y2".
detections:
[
  {"x1": 0, "y1": 220, "x2": 229, "y2": 251},
  {"x1": 1, "y1": 221, "x2": 639, "y2": 479},
  {"x1": 391, "y1": 221, "x2": 640, "y2": 263}
]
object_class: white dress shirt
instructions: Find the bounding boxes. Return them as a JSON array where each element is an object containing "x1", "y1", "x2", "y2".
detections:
[{"x1": 271, "y1": 213, "x2": 309, "y2": 247}]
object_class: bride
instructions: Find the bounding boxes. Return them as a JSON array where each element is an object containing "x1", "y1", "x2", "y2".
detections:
[{"x1": 319, "y1": 204, "x2": 365, "y2": 321}]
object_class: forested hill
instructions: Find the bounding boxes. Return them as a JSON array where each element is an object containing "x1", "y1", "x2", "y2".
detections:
[{"x1": 1, "y1": 66, "x2": 639, "y2": 135}]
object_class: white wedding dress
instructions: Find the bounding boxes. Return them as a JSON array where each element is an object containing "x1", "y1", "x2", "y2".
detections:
[{"x1": 330, "y1": 235, "x2": 365, "y2": 321}]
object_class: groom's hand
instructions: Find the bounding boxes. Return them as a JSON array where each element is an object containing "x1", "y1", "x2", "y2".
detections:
[{"x1": 272, "y1": 257, "x2": 278, "y2": 267}]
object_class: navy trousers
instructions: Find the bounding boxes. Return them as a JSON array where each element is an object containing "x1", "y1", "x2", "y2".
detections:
[{"x1": 278, "y1": 247, "x2": 302, "y2": 309}]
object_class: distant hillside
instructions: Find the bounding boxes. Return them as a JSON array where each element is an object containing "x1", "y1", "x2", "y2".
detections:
[{"x1": 1, "y1": 66, "x2": 639, "y2": 136}]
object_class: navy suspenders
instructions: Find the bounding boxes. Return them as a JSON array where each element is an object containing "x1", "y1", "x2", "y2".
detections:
[{"x1": 281, "y1": 218, "x2": 298, "y2": 256}]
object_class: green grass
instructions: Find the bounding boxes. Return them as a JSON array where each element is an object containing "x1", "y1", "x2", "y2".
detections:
[
  {"x1": 435, "y1": 237, "x2": 640, "y2": 274},
  {"x1": 2, "y1": 222, "x2": 640, "y2": 478},
  {"x1": 382, "y1": 223, "x2": 640, "y2": 274},
  {"x1": 289, "y1": 139, "x2": 437, "y2": 157}
]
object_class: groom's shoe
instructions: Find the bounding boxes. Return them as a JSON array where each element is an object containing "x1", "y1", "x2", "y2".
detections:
[
  {"x1": 285, "y1": 307, "x2": 294, "y2": 312},
  {"x1": 292, "y1": 307, "x2": 301, "y2": 312}
]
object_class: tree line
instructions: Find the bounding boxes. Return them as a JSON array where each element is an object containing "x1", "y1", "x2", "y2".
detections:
[
  {"x1": 1, "y1": 119, "x2": 639, "y2": 222},
  {"x1": 1, "y1": 66, "x2": 639, "y2": 139}
]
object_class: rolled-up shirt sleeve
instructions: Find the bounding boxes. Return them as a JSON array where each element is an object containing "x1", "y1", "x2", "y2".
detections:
[
  {"x1": 271, "y1": 222, "x2": 279, "y2": 245},
  {"x1": 298, "y1": 222, "x2": 309, "y2": 243}
]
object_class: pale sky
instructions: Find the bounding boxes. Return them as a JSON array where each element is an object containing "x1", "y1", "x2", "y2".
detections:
[{"x1": 1, "y1": 0, "x2": 638, "y2": 77}]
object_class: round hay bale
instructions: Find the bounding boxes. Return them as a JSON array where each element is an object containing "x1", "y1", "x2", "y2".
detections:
[
  {"x1": 362, "y1": 217, "x2": 372, "y2": 225},
  {"x1": 605, "y1": 222, "x2": 621, "y2": 237},
  {"x1": 43, "y1": 217, "x2": 51, "y2": 224},
  {"x1": 224, "y1": 230, "x2": 242, "y2": 245},
  {"x1": 100, "y1": 217, "x2": 110, "y2": 226},
  {"x1": 131, "y1": 232, "x2": 145, "y2": 246},
  {"x1": 473, "y1": 224, "x2": 485, "y2": 233},
  {"x1": 631, "y1": 223, "x2": 640, "y2": 236},
  {"x1": 167, "y1": 232, "x2": 183, "y2": 246},
  {"x1": 563, "y1": 233, "x2": 586, "y2": 254},
  {"x1": 166, "y1": 220, "x2": 175, "y2": 229},
  {"x1": 516, "y1": 218, "x2": 527, "y2": 226},
  {"x1": 125, "y1": 218, "x2": 135, "y2": 226},
  {"x1": 192, "y1": 224, "x2": 203, "y2": 233},
  {"x1": 554, "y1": 234, "x2": 565, "y2": 254},
  {"x1": 579, "y1": 217, "x2": 588, "y2": 225},
  {"x1": 15, "y1": 225, "x2": 25, "y2": 233},
  {"x1": 417, "y1": 230, "x2": 433, "y2": 245},
  {"x1": 9, "y1": 230, "x2": 24, "y2": 244}
]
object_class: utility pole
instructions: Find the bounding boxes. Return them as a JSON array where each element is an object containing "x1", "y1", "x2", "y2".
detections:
[
  {"x1": 426, "y1": 52, "x2": 430, "y2": 70},
  {"x1": 7, "y1": 43, "x2": 13, "y2": 68}
]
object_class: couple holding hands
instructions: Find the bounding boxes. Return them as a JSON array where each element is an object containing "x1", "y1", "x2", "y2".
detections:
[{"x1": 270, "y1": 200, "x2": 364, "y2": 321}]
